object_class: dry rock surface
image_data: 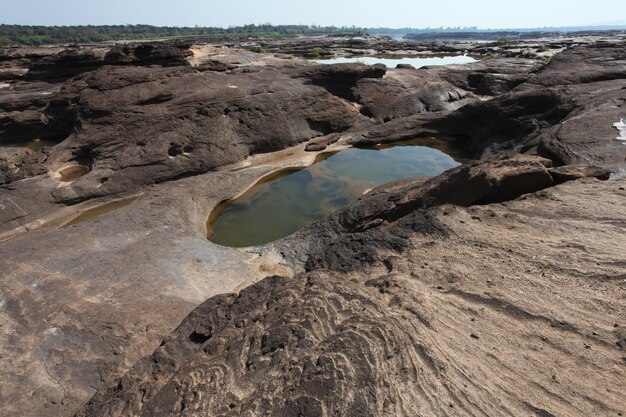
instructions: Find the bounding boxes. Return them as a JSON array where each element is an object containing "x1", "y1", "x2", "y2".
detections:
[{"x1": 0, "y1": 36, "x2": 625, "y2": 417}]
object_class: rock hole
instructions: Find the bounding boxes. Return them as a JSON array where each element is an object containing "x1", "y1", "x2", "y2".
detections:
[
  {"x1": 383, "y1": 258, "x2": 393, "y2": 273},
  {"x1": 133, "y1": 43, "x2": 155, "y2": 60},
  {"x1": 306, "y1": 119, "x2": 332, "y2": 136},
  {"x1": 168, "y1": 143, "x2": 183, "y2": 157},
  {"x1": 57, "y1": 164, "x2": 89, "y2": 182},
  {"x1": 72, "y1": 146, "x2": 97, "y2": 168},
  {"x1": 189, "y1": 331, "x2": 210, "y2": 344},
  {"x1": 359, "y1": 107, "x2": 375, "y2": 118}
]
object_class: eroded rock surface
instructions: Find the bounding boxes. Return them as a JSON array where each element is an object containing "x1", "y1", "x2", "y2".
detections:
[
  {"x1": 349, "y1": 43, "x2": 626, "y2": 171},
  {"x1": 1, "y1": 38, "x2": 625, "y2": 417},
  {"x1": 78, "y1": 177, "x2": 626, "y2": 417}
]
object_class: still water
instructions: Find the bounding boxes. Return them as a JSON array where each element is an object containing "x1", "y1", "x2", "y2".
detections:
[
  {"x1": 313, "y1": 55, "x2": 476, "y2": 68},
  {"x1": 208, "y1": 138, "x2": 471, "y2": 247}
]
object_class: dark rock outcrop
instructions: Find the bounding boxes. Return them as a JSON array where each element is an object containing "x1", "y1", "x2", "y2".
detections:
[
  {"x1": 103, "y1": 42, "x2": 194, "y2": 67},
  {"x1": 548, "y1": 164, "x2": 611, "y2": 183},
  {"x1": 430, "y1": 58, "x2": 541, "y2": 96},
  {"x1": 23, "y1": 47, "x2": 109, "y2": 81},
  {"x1": 21, "y1": 42, "x2": 194, "y2": 81},
  {"x1": 353, "y1": 67, "x2": 475, "y2": 121},
  {"x1": 1, "y1": 53, "x2": 381, "y2": 208},
  {"x1": 529, "y1": 42, "x2": 626, "y2": 86},
  {"x1": 42, "y1": 64, "x2": 366, "y2": 203},
  {"x1": 283, "y1": 155, "x2": 612, "y2": 272},
  {"x1": 350, "y1": 44, "x2": 626, "y2": 171},
  {"x1": 437, "y1": 87, "x2": 575, "y2": 155},
  {"x1": 292, "y1": 63, "x2": 386, "y2": 102}
]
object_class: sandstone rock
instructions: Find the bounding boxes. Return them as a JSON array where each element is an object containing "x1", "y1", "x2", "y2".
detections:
[
  {"x1": 431, "y1": 58, "x2": 541, "y2": 96},
  {"x1": 304, "y1": 133, "x2": 341, "y2": 151},
  {"x1": 529, "y1": 43, "x2": 626, "y2": 86},
  {"x1": 0, "y1": 167, "x2": 291, "y2": 417},
  {"x1": 548, "y1": 164, "x2": 611, "y2": 183},
  {"x1": 1, "y1": 53, "x2": 376, "y2": 214},
  {"x1": 334, "y1": 155, "x2": 555, "y2": 232},
  {"x1": 0, "y1": 67, "x2": 29, "y2": 81},
  {"x1": 283, "y1": 155, "x2": 557, "y2": 271},
  {"x1": 23, "y1": 46, "x2": 109, "y2": 81},
  {"x1": 103, "y1": 42, "x2": 193, "y2": 67},
  {"x1": 350, "y1": 43, "x2": 626, "y2": 172},
  {"x1": 0, "y1": 146, "x2": 32, "y2": 183},
  {"x1": 292, "y1": 63, "x2": 386, "y2": 102},
  {"x1": 77, "y1": 177, "x2": 626, "y2": 417},
  {"x1": 1, "y1": 39, "x2": 626, "y2": 417},
  {"x1": 354, "y1": 68, "x2": 475, "y2": 121}
]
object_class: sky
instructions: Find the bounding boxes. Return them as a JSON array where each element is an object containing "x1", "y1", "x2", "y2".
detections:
[{"x1": 1, "y1": 0, "x2": 625, "y2": 29}]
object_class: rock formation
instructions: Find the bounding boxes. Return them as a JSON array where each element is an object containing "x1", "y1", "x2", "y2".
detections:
[
  {"x1": 0, "y1": 36, "x2": 624, "y2": 417},
  {"x1": 78, "y1": 173, "x2": 626, "y2": 417}
]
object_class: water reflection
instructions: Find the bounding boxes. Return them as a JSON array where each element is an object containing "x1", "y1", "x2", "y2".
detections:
[
  {"x1": 208, "y1": 138, "x2": 471, "y2": 247},
  {"x1": 312, "y1": 55, "x2": 476, "y2": 68}
]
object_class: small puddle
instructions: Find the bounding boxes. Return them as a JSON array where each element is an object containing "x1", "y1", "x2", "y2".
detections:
[
  {"x1": 63, "y1": 197, "x2": 138, "y2": 227},
  {"x1": 312, "y1": 55, "x2": 476, "y2": 68},
  {"x1": 56, "y1": 164, "x2": 90, "y2": 182},
  {"x1": 208, "y1": 137, "x2": 471, "y2": 247}
]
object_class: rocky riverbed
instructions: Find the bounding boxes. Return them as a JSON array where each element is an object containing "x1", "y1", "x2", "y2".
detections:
[{"x1": 0, "y1": 35, "x2": 625, "y2": 417}]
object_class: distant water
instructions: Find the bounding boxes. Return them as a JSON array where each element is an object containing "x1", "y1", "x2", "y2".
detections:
[
  {"x1": 312, "y1": 55, "x2": 476, "y2": 68},
  {"x1": 208, "y1": 138, "x2": 472, "y2": 247}
]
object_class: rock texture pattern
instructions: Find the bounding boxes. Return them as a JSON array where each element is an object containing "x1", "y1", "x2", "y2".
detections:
[
  {"x1": 78, "y1": 177, "x2": 626, "y2": 417},
  {"x1": 350, "y1": 43, "x2": 626, "y2": 171},
  {"x1": 1, "y1": 37, "x2": 625, "y2": 417}
]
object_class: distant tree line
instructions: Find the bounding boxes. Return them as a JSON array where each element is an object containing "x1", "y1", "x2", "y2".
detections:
[
  {"x1": 5, "y1": 23, "x2": 620, "y2": 46},
  {"x1": 368, "y1": 26, "x2": 481, "y2": 35},
  {"x1": 0, "y1": 24, "x2": 368, "y2": 46},
  {"x1": 370, "y1": 24, "x2": 626, "y2": 37}
]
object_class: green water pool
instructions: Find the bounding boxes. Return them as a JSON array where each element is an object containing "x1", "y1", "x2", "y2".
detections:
[{"x1": 208, "y1": 138, "x2": 471, "y2": 247}]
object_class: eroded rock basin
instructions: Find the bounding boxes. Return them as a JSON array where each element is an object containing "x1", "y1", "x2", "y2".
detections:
[{"x1": 209, "y1": 137, "x2": 471, "y2": 247}]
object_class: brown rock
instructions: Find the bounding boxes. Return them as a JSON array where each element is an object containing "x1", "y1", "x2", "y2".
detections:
[
  {"x1": 549, "y1": 165, "x2": 611, "y2": 183},
  {"x1": 76, "y1": 177, "x2": 626, "y2": 417}
]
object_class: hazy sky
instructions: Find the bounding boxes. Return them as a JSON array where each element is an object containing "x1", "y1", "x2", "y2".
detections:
[{"x1": 1, "y1": 0, "x2": 624, "y2": 28}]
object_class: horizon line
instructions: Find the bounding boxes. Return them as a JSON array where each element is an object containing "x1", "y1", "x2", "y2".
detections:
[{"x1": 1, "y1": 22, "x2": 626, "y2": 31}]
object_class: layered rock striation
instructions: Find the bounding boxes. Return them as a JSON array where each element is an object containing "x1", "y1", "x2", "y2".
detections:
[{"x1": 0, "y1": 38, "x2": 624, "y2": 417}]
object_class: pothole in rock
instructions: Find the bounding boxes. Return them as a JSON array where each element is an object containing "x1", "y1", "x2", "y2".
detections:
[
  {"x1": 54, "y1": 163, "x2": 90, "y2": 182},
  {"x1": 208, "y1": 137, "x2": 473, "y2": 247}
]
